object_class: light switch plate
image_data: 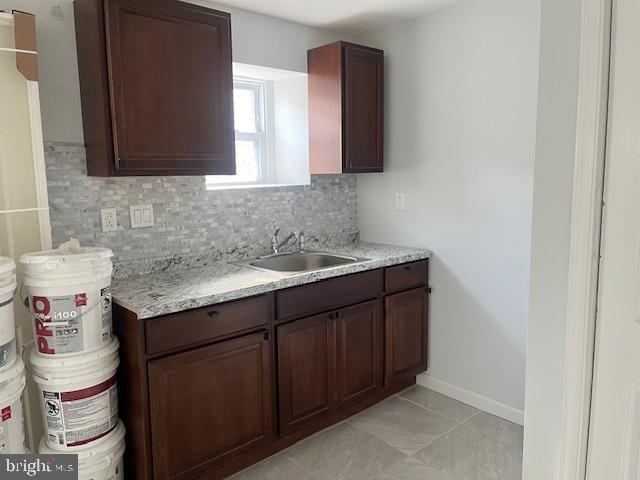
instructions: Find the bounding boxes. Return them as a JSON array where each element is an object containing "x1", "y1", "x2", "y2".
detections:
[
  {"x1": 395, "y1": 193, "x2": 405, "y2": 210},
  {"x1": 129, "y1": 204, "x2": 155, "y2": 228},
  {"x1": 100, "y1": 208, "x2": 118, "y2": 232}
]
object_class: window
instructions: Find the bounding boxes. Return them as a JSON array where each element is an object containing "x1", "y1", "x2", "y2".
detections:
[
  {"x1": 207, "y1": 77, "x2": 268, "y2": 186},
  {"x1": 206, "y1": 63, "x2": 310, "y2": 190}
]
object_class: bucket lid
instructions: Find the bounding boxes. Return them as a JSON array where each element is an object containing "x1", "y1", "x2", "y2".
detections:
[
  {"x1": 0, "y1": 357, "x2": 25, "y2": 390},
  {"x1": 0, "y1": 257, "x2": 16, "y2": 276},
  {"x1": 30, "y1": 338, "x2": 119, "y2": 372},
  {"x1": 20, "y1": 247, "x2": 113, "y2": 266},
  {"x1": 40, "y1": 420, "x2": 126, "y2": 463}
]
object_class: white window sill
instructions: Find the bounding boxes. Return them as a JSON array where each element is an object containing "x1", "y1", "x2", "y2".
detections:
[{"x1": 206, "y1": 182, "x2": 310, "y2": 191}]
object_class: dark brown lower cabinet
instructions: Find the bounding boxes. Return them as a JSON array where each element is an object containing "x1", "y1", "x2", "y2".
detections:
[
  {"x1": 336, "y1": 300, "x2": 383, "y2": 408},
  {"x1": 277, "y1": 313, "x2": 336, "y2": 435},
  {"x1": 148, "y1": 332, "x2": 273, "y2": 480},
  {"x1": 384, "y1": 287, "x2": 429, "y2": 386},
  {"x1": 277, "y1": 300, "x2": 382, "y2": 434},
  {"x1": 115, "y1": 259, "x2": 429, "y2": 479}
]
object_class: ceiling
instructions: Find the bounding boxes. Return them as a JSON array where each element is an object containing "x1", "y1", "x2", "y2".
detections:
[{"x1": 209, "y1": 0, "x2": 468, "y2": 34}]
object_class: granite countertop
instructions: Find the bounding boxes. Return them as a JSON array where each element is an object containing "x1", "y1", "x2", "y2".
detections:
[{"x1": 112, "y1": 242, "x2": 432, "y2": 319}]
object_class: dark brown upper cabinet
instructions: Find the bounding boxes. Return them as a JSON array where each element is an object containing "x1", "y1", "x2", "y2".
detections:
[
  {"x1": 74, "y1": 0, "x2": 235, "y2": 176},
  {"x1": 308, "y1": 41, "x2": 384, "y2": 174}
]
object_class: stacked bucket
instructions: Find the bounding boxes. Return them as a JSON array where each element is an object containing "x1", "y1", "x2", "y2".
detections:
[
  {"x1": 20, "y1": 242, "x2": 125, "y2": 480},
  {"x1": 0, "y1": 256, "x2": 27, "y2": 454}
]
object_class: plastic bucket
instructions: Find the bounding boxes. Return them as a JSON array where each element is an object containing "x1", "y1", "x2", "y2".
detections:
[
  {"x1": 0, "y1": 257, "x2": 17, "y2": 371},
  {"x1": 0, "y1": 257, "x2": 16, "y2": 372},
  {"x1": 20, "y1": 244, "x2": 114, "y2": 356},
  {"x1": 0, "y1": 358, "x2": 27, "y2": 454},
  {"x1": 30, "y1": 339, "x2": 120, "y2": 449},
  {"x1": 40, "y1": 420, "x2": 125, "y2": 480}
]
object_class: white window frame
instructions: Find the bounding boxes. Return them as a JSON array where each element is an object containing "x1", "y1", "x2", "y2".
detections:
[{"x1": 206, "y1": 77, "x2": 271, "y2": 188}]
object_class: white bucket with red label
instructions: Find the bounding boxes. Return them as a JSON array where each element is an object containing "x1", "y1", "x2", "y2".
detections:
[
  {"x1": 30, "y1": 338, "x2": 119, "y2": 449},
  {"x1": 0, "y1": 357, "x2": 27, "y2": 454},
  {"x1": 40, "y1": 420, "x2": 125, "y2": 480},
  {"x1": 20, "y1": 240, "x2": 113, "y2": 356},
  {"x1": 0, "y1": 257, "x2": 17, "y2": 371}
]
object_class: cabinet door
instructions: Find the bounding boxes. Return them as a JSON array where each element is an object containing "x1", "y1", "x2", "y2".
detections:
[
  {"x1": 336, "y1": 300, "x2": 383, "y2": 409},
  {"x1": 384, "y1": 288, "x2": 428, "y2": 387},
  {"x1": 148, "y1": 332, "x2": 273, "y2": 480},
  {"x1": 343, "y1": 44, "x2": 384, "y2": 172},
  {"x1": 105, "y1": 0, "x2": 235, "y2": 175},
  {"x1": 277, "y1": 313, "x2": 336, "y2": 434}
]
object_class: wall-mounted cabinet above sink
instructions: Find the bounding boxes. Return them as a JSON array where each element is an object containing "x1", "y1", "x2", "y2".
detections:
[
  {"x1": 74, "y1": 2, "x2": 383, "y2": 178},
  {"x1": 308, "y1": 41, "x2": 384, "y2": 174},
  {"x1": 74, "y1": 0, "x2": 235, "y2": 176}
]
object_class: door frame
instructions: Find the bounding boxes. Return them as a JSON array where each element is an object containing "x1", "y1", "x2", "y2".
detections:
[{"x1": 558, "y1": 0, "x2": 613, "y2": 478}]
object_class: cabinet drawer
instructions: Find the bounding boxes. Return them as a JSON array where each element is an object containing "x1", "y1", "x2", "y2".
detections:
[
  {"x1": 146, "y1": 295, "x2": 269, "y2": 354},
  {"x1": 384, "y1": 260, "x2": 429, "y2": 294},
  {"x1": 276, "y1": 269, "x2": 383, "y2": 320}
]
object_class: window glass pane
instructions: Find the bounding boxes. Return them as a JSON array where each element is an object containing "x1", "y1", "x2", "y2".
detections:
[
  {"x1": 233, "y1": 88, "x2": 256, "y2": 132},
  {"x1": 234, "y1": 140, "x2": 260, "y2": 181},
  {"x1": 208, "y1": 139, "x2": 260, "y2": 184},
  {"x1": 208, "y1": 79, "x2": 267, "y2": 186}
]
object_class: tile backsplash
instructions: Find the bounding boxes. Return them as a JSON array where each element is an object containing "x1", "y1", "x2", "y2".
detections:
[{"x1": 45, "y1": 142, "x2": 358, "y2": 268}]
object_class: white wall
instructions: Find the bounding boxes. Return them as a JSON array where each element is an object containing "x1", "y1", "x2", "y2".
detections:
[
  {"x1": 273, "y1": 75, "x2": 310, "y2": 185},
  {"x1": 358, "y1": 0, "x2": 540, "y2": 411},
  {"x1": 522, "y1": 0, "x2": 582, "y2": 477},
  {"x1": 0, "y1": 0, "x2": 353, "y2": 143},
  {"x1": 0, "y1": 1, "x2": 83, "y2": 143}
]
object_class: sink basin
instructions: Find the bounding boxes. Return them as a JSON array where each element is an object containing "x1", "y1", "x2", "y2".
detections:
[{"x1": 238, "y1": 252, "x2": 369, "y2": 274}]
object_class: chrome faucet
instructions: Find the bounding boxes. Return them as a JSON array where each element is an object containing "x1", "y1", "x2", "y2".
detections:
[{"x1": 271, "y1": 228, "x2": 304, "y2": 254}]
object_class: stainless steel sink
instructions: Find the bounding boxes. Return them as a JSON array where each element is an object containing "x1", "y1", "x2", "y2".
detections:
[{"x1": 237, "y1": 252, "x2": 369, "y2": 274}]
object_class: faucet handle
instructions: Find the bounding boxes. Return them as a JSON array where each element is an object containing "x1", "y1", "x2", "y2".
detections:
[
  {"x1": 271, "y1": 228, "x2": 280, "y2": 254},
  {"x1": 297, "y1": 231, "x2": 305, "y2": 252}
]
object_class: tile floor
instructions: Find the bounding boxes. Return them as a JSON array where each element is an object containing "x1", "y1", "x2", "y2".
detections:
[{"x1": 230, "y1": 385, "x2": 523, "y2": 480}]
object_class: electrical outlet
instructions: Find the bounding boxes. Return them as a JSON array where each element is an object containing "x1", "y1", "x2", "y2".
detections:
[
  {"x1": 395, "y1": 193, "x2": 405, "y2": 211},
  {"x1": 129, "y1": 204, "x2": 155, "y2": 228},
  {"x1": 100, "y1": 208, "x2": 118, "y2": 232}
]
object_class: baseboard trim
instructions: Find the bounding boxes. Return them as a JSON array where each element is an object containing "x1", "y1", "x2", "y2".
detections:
[{"x1": 416, "y1": 374, "x2": 525, "y2": 426}]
